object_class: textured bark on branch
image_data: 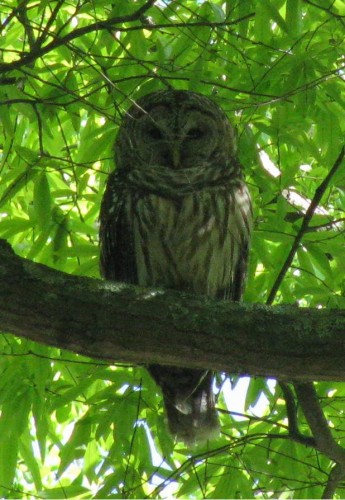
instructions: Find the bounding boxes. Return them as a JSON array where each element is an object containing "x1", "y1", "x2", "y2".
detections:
[{"x1": 0, "y1": 238, "x2": 344, "y2": 380}]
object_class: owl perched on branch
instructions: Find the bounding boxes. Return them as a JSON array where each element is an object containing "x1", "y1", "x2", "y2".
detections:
[{"x1": 99, "y1": 90, "x2": 252, "y2": 445}]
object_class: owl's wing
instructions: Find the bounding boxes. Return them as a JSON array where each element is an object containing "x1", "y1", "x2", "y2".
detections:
[
  {"x1": 217, "y1": 180, "x2": 252, "y2": 302},
  {"x1": 99, "y1": 171, "x2": 138, "y2": 283},
  {"x1": 215, "y1": 241, "x2": 249, "y2": 302},
  {"x1": 229, "y1": 240, "x2": 250, "y2": 301}
]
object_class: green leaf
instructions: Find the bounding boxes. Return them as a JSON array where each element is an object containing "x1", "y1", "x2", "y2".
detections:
[
  {"x1": 20, "y1": 430, "x2": 43, "y2": 490},
  {"x1": 34, "y1": 172, "x2": 52, "y2": 230},
  {"x1": 58, "y1": 417, "x2": 92, "y2": 477},
  {"x1": 286, "y1": 0, "x2": 302, "y2": 37},
  {"x1": 0, "y1": 167, "x2": 37, "y2": 208},
  {"x1": 244, "y1": 377, "x2": 267, "y2": 411}
]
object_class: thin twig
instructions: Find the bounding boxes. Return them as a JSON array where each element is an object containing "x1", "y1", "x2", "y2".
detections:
[
  {"x1": 279, "y1": 382, "x2": 316, "y2": 446},
  {"x1": 0, "y1": 8, "x2": 254, "y2": 74},
  {"x1": 303, "y1": 0, "x2": 345, "y2": 22},
  {"x1": 266, "y1": 146, "x2": 345, "y2": 305},
  {"x1": 0, "y1": 0, "x2": 157, "y2": 74},
  {"x1": 323, "y1": 464, "x2": 345, "y2": 499}
]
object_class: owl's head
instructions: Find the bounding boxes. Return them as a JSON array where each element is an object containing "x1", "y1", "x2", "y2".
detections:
[{"x1": 115, "y1": 90, "x2": 238, "y2": 171}]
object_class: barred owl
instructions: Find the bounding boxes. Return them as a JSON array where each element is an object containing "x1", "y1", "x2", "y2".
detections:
[{"x1": 100, "y1": 90, "x2": 252, "y2": 445}]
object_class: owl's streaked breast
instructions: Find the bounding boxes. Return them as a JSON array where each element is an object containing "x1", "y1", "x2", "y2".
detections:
[{"x1": 126, "y1": 184, "x2": 251, "y2": 297}]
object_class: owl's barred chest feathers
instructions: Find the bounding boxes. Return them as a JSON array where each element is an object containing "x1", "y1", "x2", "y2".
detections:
[{"x1": 126, "y1": 181, "x2": 250, "y2": 297}]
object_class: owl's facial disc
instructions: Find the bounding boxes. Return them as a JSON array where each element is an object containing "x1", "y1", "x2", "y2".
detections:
[{"x1": 135, "y1": 108, "x2": 220, "y2": 169}]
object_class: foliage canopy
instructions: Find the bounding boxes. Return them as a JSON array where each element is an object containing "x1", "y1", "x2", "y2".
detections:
[{"x1": 0, "y1": 0, "x2": 344, "y2": 497}]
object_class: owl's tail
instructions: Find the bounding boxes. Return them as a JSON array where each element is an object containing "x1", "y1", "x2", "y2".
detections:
[{"x1": 148, "y1": 366, "x2": 219, "y2": 446}]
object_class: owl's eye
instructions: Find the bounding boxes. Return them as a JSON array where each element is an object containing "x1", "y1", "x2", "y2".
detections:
[
  {"x1": 187, "y1": 128, "x2": 204, "y2": 139},
  {"x1": 147, "y1": 127, "x2": 163, "y2": 139}
]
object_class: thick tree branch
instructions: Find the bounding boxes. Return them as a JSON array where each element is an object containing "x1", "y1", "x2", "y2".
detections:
[{"x1": 0, "y1": 239, "x2": 345, "y2": 380}]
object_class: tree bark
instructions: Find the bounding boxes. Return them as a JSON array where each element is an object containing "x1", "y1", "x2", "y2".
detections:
[{"x1": 0, "y1": 239, "x2": 344, "y2": 380}]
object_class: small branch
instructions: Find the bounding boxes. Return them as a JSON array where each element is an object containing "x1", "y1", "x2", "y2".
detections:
[
  {"x1": 16, "y1": 0, "x2": 36, "y2": 51},
  {"x1": 306, "y1": 218, "x2": 345, "y2": 232},
  {"x1": 0, "y1": 7, "x2": 254, "y2": 75},
  {"x1": 279, "y1": 382, "x2": 316, "y2": 446},
  {"x1": 266, "y1": 146, "x2": 345, "y2": 305},
  {"x1": 303, "y1": 0, "x2": 345, "y2": 21},
  {"x1": 0, "y1": 4, "x2": 22, "y2": 34},
  {"x1": 0, "y1": 0, "x2": 157, "y2": 74},
  {"x1": 295, "y1": 383, "x2": 345, "y2": 459},
  {"x1": 323, "y1": 464, "x2": 345, "y2": 499},
  {"x1": 36, "y1": 0, "x2": 67, "y2": 47},
  {"x1": 295, "y1": 382, "x2": 345, "y2": 498}
]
